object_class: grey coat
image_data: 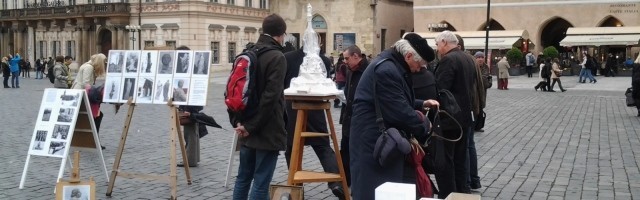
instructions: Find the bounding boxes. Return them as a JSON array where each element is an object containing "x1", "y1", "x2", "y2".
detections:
[{"x1": 53, "y1": 62, "x2": 69, "y2": 89}]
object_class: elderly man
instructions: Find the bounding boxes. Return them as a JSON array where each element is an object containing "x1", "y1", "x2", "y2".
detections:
[
  {"x1": 433, "y1": 30, "x2": 476, "y2": 198},
  {"x1": 350, "y1": 33, "x2": 439, "y2": 200}
]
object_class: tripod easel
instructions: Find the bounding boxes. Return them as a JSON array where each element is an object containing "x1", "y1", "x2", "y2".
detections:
[{"x1": 106, "y1": 98, "x2": 192, "y2": 200}]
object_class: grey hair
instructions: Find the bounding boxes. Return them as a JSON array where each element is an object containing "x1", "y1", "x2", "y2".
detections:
[
  {"x1": 435, "y1": 31, "x2": 458, "y2": 46},
  {"x1": 393, "y1": 39, "x2": 424, "y2": 62},
  {"x1": 636, "y1": 53, "x2": 640, "y2": 64}
]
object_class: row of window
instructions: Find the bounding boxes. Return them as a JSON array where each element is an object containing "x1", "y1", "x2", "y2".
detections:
[
  {"x1": 0, "y1": 0, "x2": 267, "y2": 9},
  {"x1": 144, "y1": 41, "x2": 235, "y2": 64},
  {"x1": 37, "y1": 40, "x2": 75, "y2": 59}
]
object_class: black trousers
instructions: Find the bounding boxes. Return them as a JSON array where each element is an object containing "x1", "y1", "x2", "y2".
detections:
[
  {"x1": 434, "y1": 128, "x2": 469, "y2": 198},
  {"x1": 551, "y1": 78, "x2": 564, "y2": 91},
  {"x1": 285, "y1": 138, "x2": 341, "y2": 189},
  {"x1": 2, "y1": 76, "x2": 8, "y2": 87},
  {"x1": 95, "y1": 111, "x2": 103, "y2": 133},
  {"x1": 526, "y1": 65, "x2": 533, "y2": 77},
  {"x1": 340, "y1": 134, "x2": 351, "y2": 186}
]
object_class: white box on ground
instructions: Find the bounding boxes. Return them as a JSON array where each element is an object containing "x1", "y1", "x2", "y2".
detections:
[
  {"x1": 375, "y1": 182, "x2": 416, "y2": 200},
  {"x1": 444, "y1": 193, "x2": 481, "y2": 200}
]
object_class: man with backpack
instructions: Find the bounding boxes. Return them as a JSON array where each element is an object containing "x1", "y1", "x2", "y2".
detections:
[
  {"x1": 525, "y1": 51, "x2": 536, "y2": 78},
  {"x1": 229, "y1": 14, "x2": 288, "y2": 200}
]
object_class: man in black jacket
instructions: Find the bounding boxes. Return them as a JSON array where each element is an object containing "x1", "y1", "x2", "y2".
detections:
[
  {"x1": 340, "y1": 45, "x2": 368, "y2": 186},
  {"x1": 283, "y1": 45, "x2": 346, "y2": 199},
  {"x1": 433, "y1": 31, "x2": 476, "y2": 198},
  {"x1": 232, "y1": 14, "x2": 288, "y2": 200}
]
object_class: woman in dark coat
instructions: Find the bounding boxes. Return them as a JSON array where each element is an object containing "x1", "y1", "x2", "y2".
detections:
[
  {"x1": 632, "y1": 54, "x2": 640, "y2": 116},
  {"x1": 2, "y1": 57, "x2": 10, "y2": 88},
  {"x1": 350, "y1": 33, "x2": 438, "y2": 199}
]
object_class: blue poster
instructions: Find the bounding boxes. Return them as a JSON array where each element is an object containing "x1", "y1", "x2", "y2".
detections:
[{"x1": 334, "y1": 33, "x2": 356, "y2": 52}]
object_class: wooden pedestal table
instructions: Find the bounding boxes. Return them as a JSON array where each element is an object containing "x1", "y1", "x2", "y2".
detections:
[
  {"x1": 285, "y1": 94, "x2": 350, "y2": 200},
  {"x1": 105, "y1": 99, "x2": 192, "y2": 200}
]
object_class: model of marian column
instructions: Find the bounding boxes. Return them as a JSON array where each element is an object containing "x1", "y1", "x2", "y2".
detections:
[{"x1": 284, "y1": 4, "x2": 340, "y2": 95}]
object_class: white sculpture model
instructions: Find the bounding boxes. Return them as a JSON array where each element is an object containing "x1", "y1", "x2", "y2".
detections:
[{"x1": 284, "y1": 4, "x2": 340, "y2": 96}]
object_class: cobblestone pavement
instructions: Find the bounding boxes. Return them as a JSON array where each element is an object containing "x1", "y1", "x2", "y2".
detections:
[{"x1": 1, "y1": 73, "x2": 639, "y2": 200}]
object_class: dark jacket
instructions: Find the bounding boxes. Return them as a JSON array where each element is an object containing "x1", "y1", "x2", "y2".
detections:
[
  {"x1": 435, "y1": 48, "x2": 476, "y2": 130},
  {"x1": 239, "y1": 34, "x2": 287, "y2": 151},
  {"x1": 632, "y1": 63, "x2": 640, "y2": 100},
  {"x1": 350, "y1": 49, "x2": 429, "y2": 200},
  {"x1": 283, "y1": 48, "x2": 332, "y2": 146},
  {"x1": 1, "y1": 62, "x2": 10, "y2": 77},
  {"x1": 340, "y1": 58, "x2": 369, "y2": 137}
]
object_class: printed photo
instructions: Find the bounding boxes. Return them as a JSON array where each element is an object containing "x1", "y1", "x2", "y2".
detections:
[
  {"x1": 57, "y1": 108, "x2": 75, "y2": 123},
  {"x1": 45, "y1": 89, "x2": 57, "y2": 103},
  {"x1": 42, "y1": 108, "x2": 52, "y2": 122},
  {"x1": 193, "y1": 51, "x2": 211, "y2": 76},
  {"x1": 270, "y1": 185, "x2": 303, "y2": 200},
  {"x1": 125, "y1": 51, "x2": 140, "y2": 74},
  {"x1": 103, "y1": 77, "x2": 122, "y2": 103},
  {"x1": 157, "y1": 51, "x2": 175, "y2": 74},
  {"x1": 59, "y1": 90, "x2": 81, "y2": 107},
  {"x1": 121, "y1": 77, "x2": 137, "y2": 101},
  {"x1": 32, "y1": 130, "x2": 47, "y2": 151},
  {"x1": 48, "y1": 141, "x2": 66, "y2": 156},
  {"x1": 107, "y1": 50, "x2": 125, "y2": 74},
  {"x1": 175, "y1": 51, "x2": 192, "y2": 75},
  {"x1": 62, "y1": 185, "x2": 91, "y2": 200},
  {"x1": 153, "y1": 77, "x2": 173, "y2": 104},
  {"x1": 172, "y1": 78, "x2": 190, "y2": 104},
  {"x1": 140, "y1": 51, "x2": 158, "y2": 75},
  {"x1": 136, "y1": 77, "x2": 154, "y2": 104},
  {"x1": 52, "y1": 124, "x2": 70, "y2": 140}
]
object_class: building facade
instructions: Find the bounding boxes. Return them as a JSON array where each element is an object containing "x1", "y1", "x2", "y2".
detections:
[
  {"x1": 272, "y1": 0, "x2": 414, "y2": 58},
  {"x1": 0, "y1": 0, "x2": 270, "y2": 69},
  {"x1": 414, "y1": 0, "x2": 640, "y2": 59}
]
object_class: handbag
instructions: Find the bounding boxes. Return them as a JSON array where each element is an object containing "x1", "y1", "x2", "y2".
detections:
[
  {"x1": 179, "y1": 111, "x2": 193, "y2": 125},
  {"x1": 474, "y1": 110, "x2": 486, "y2": 130},
  {"x1": 371, "y1": 58, "x2": 412, "y2": 167},
  {"x1": 626, "y1": 87, "x2": 635, "y2": 107}
]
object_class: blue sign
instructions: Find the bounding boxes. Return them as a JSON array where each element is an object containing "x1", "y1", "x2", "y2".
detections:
[{"x1": 312, "y1": 15, "x2": 327, "y2": 29}]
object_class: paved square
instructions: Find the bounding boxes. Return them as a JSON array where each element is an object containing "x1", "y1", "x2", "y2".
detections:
[{"x1": 1, "y1": 74, "x2": 638, "y2": 199}]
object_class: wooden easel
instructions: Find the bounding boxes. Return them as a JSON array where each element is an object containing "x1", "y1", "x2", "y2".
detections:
[
  {"x1": 56, "y1": 151, "x2": 97, "y2": 200},
  {"x1": 285, "y1": 95, "x2": 350, "y2": 200},
  {"x1": 106, "y1": 99, "x2": 192, "y2": 200}
]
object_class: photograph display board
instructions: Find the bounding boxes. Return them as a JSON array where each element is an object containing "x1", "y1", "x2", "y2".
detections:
[
  {"x1": 28, "y1": 89, "x2": 83, "y2": 158},
  {"x1": 104, "y1": 50, "x2": 212, "y2": 106}
]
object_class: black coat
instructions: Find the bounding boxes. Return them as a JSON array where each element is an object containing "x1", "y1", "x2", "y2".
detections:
[
  {"x1": 283, "y1": 48, "x2": 332, "y2": 146},
  {"x1": 340, "y1": 58, "x2": 369, "y2": 138},
  {"x1": 239, "y1": 35, "x2": 287, "y2": 151},
  {"x1": 632, "y1": 63, "x2": 640, "y2": 100},
  {"x1": 1, "y1": 62, "x2": 9, "y2": 77},
  {"x1": 435, "y1": 48, "x2": 476, "y2": 130},
  {"x1": 350, "y1": 49, "x2": 429, "y2": 200}
]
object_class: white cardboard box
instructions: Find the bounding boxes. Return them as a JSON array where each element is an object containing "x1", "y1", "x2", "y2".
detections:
[
  {"x1": 375, "y1": 182, "x2": 416, "y2": 200},
  {"x1": 419, "y1": 192, "x2": 481, "y2": 200}
]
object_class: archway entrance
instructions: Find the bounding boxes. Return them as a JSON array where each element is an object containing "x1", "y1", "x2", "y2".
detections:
[
  {"x1": 598, "y1": 16, "x2": 626, "y2": 68},
  {"x1": 478, "y1": 19, "x2": 506, "y2": 31},
  {"x1": 99, "y1": 29, "x2": 112, "y2": 56},
  {"x1": 312, "y1": 14, "x2": 327, "y2": 54},
  {"x1": 598, "y1": 16, "x2": 624, "y2": 27},
  {"x1": 540, "y1": 17, "x2": 573, "y2": 52}
]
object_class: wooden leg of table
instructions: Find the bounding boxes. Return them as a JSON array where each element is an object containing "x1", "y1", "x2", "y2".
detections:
[
  {"x1": 169, "y1": 108, "x2": 179, "y2": 200},
  {"x1": 174, "y1": 109, "x2": 192, "y2": 185},
  {"x1": 106, "y1": 103, "x2": 136, "y2": 196},
  {"x1": 287, "y1": 109, "x2": 306, "y2": 185},
  {"x1": 326, "y1": 108, "x2": 350, "y2": 200}
]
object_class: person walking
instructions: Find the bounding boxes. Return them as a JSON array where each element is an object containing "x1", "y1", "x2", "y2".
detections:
[
  {"x1": 53, "y1": 56, "x2": 70, "y2": 89},
  {"x1": 632, "y1": 54, "x2": 640, "y2": 116},
  {"x1": 549, "y1": 58, "x2": 567, "y2": 92},
  {"x1": 579, "y1": 52, "x2": 597, "y2": 83},
  {"x1": 231, "y1": 14, "x2": 288, "y2": 200},
  {"x1": 2, "y1": 57, "x2": 9, "y2": 88},
  {"x1": 9, "y1": 54, "x2": 21, "y2": 88},
  {"x1": 497, "y1": 56, "x2": 510, "y2": 90}
]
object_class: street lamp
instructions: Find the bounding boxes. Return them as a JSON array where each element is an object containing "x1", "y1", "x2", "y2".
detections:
[
  {"x1": 125, "y1": 25, "x2": 141, "y2": 50},
  {"x1": 427, "y1": 23, "x2": 448, "y2": 32}
]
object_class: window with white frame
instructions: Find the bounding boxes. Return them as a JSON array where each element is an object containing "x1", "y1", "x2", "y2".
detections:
[
  {"x1": 227, "y1": 0, "x2": 234, "y2": 5},
  {"x1": 228, "y1": 42, "x2": 236, "y2": 63},
  {"x1": 244, "y1": 0, "x2": 251, "y2": 7},
  {"x1": 2, "y1": 0, "x2": 7, "y2": 9},
  {"x1": 259, "y1": 0, "x2": 267, "y2": 9},
  {"x1": 210, "y1": 0, "x2": 218, "y2": 2},
  {"x1": 211, "y1": 42, "x2": 219, "y2": 64}
]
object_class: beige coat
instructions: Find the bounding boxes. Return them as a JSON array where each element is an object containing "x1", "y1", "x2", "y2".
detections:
[
  {"x1": 497, "y1": 59, "x2": 510, "y2": 79},
  {"x1": 551, "y1": 62, "x2": 562, "y2": 79},
  {"x1": 71, "y1": 63, "x2": 95, "y2": 89}
]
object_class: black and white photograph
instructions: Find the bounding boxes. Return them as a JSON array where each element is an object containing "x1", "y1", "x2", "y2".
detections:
[
  {"x1": 136, "y1": 78, "x2": 154, "y2": 104},
  {"x1": 157, "y1": 51, "x2": 175, "y2": 74},
  {"x1": 42, "y1": 108, "x2": 52, "y2": 122},
  {"x1": 121, "y1": 77, "x2": 137, "y2": 102},
  {"x1": 57, "y1": 108, "x2": 75, "y2": 123},
  {"x1": 52, "y1": 124, "x2": 70, "y2": 140},
  {"x1": 153, "y1": 77, "x2": 172, "y2": 104},
  {"x1": 48, "y1": 141, "x2": 66, "y2": 156},
  {"x1": 103, "y1": 77, "x2": 122, "y2": 103},
  {"x1": 125, "y1": 51, "x2": 140, "y2": 74},
  {"x1": 193, "y1": 51, "x2": 211, "y2": 76},
  {"x1": 175, "y1": 51, "x2": 192, "y2": 75},
  {"x1": 107, "y1": 50, "x2": 125, "y2": 74},
  {"x1": 172, "y1": 78, "x2": 190, "y2": 104},
  {"x1": 140, "y1": 50, "x2": 158, "y2": 75},
  {"x1": 62, "y1": 185, "x2": 91, "y2": 200},
  {"x1": 32, "y1": 130, "x2": 47, "y2": 151},
  {"x1": 59, "y1": 90, "x2": 81, "y2": 107}
]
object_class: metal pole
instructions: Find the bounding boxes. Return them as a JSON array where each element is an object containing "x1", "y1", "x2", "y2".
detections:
[
  {"x1": 484, "y1": 0, "x2": 491, "y2": 65},
  {"x1": 138, "y1": 0, "x2": 142, "y2": 50}
]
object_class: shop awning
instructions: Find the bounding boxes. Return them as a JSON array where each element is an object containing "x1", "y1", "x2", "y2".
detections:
[
  {"x1": 417, "y1": 30, "x2": 529, "y2": 50},
  {"x1": 560, "y1": 27, "x2": 640, "y2": 46}
]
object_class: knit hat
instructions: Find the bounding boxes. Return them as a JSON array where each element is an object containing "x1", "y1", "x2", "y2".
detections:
[
  {"x1": 474, "y1": 51, "x2": 485, "y2": 58},
  {"x1": 403, "y1": 33, "x2": 436, "y2": 62}
]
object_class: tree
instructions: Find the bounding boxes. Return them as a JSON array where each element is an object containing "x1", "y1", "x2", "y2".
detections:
[
  {"x1": 506, "y1": 48, "x2": 523, "y2": 66},
  {"x1": 543, "y1": 46, "x2": 559, "y2": 59}
]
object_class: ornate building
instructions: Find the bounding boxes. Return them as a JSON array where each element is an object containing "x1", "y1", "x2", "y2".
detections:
[{"x1": 0, "y1": 0, "x2": 270, "y2": 69}]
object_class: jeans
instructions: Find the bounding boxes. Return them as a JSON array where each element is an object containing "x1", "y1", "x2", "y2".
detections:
[
  {"x1": 233, "y1": 146, "x2": 279, "y2": 200},
  {"x1": 467, "y1": 124, "x2": 480, "y2": 187},
  {"x1": 579, "y1": 68, "x2": 596, "y2": 82},
  {"x1": 35, "y1": 70, "x2": 43, "y2": 79},
  {"x1": 11, "y1": 72, "x2": 19, "y2": 87}
]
